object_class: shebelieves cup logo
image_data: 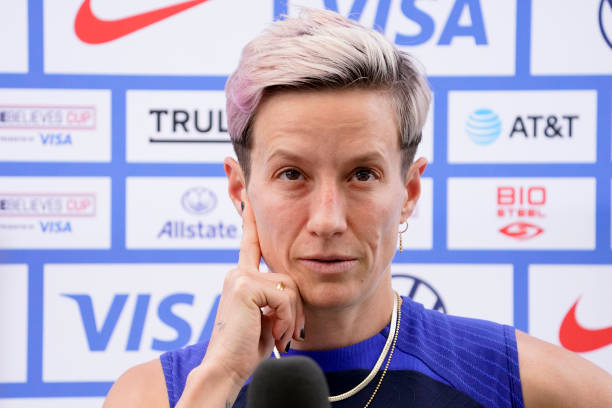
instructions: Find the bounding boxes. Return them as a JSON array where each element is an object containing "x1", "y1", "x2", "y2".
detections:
[{"x1": 0, "y1": 193, "x2": 96, "y2": 234}]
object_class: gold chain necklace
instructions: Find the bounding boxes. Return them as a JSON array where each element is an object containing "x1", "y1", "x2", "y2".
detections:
[
  {"x1": 272, "y1": 292, "x2": 401, "y2": 406},
  {"x1": 362, "y1": 292, "x2": 401, "y2": 408}
]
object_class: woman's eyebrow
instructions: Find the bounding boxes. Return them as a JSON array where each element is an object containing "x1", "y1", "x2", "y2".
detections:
[
  {"x1": 264, "y1": 149, "x2": 308, "y2": 165},
  {"x1": 264, "y1": 149, "x2": 388, "y2": 166},
  {"x1": 347, "y1": 151, "x2": 386, "y2": 164}
]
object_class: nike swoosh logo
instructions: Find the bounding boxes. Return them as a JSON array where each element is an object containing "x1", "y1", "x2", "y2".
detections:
[
  {"x1": 559, "y1": 297, "x2": 612, "y2": 353},
  {"x1": 74, "y1": 0, "x2": 210, "y2": 44}
]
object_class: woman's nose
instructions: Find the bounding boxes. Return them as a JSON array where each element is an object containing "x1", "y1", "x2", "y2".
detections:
[{"x1": 305, "y1": 182, "x2": 347, "y2": 238}]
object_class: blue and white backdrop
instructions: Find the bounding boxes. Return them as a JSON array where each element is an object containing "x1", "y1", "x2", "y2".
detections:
[{"x1": 1, "y1": 1, "x2": 611, "y2": 406}]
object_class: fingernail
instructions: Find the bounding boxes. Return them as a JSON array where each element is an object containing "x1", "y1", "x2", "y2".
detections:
[
  {"x1": 240, "y1": 201, "x2": 244, "y2": 212},
  {"x1": 300, "y1": 327, "x2": 306, "y2": 340},
  {"x1": 285, "y1": 341, "x2": 291, "y2": 353}
]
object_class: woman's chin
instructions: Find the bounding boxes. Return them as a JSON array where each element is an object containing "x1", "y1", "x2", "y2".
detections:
[{"x1": 299, "y1": 282, "x2": 362, "y2": 310}]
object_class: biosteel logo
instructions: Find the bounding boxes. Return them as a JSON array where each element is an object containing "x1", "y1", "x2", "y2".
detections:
[{"x1": 496, "y1": 186, "x2": 546, "y2": 241}]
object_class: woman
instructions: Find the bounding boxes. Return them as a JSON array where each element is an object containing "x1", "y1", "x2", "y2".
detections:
[{"x1": 105, "y1": 8, "x2": 612, "y2": 408}]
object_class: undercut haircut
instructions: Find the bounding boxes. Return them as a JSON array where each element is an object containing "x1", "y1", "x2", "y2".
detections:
[{"x1": 225, "y1": 8, "x2": 431, "y2": 180}]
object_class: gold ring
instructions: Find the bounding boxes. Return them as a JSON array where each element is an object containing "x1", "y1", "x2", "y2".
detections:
[{"x1": 276, "y1": 282, "x2": 285, "y2": 291}]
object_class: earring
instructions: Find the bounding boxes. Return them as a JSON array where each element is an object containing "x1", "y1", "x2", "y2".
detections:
[{"x1": 399, "y1": 222, "x2": 408, "y2": 253}]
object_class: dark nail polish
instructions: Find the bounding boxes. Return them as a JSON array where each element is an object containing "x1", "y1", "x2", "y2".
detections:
[
  {"x1": 240, "y1": 201, "x2": 244, "y2": 212},
  {"x1": 285, "y1": 341, "x2": 291, "y2": 353},
  {"x1": 300, "y1": 327, "x2": 306, "y2": 340}
]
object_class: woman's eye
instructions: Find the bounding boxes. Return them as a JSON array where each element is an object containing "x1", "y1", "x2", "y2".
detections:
[
  {"x1": 352, "y1": 169, "x2": 377, "y2": 182},
  {"x1": 279, "y1": 169, "x2": 303, "y2": 181}
]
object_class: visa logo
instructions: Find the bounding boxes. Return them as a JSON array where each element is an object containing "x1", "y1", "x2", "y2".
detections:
[
  {"x1": 40, "y1": 133, "x2": 73, "y2": 145},
  {"x1": 40, "y1": 221, "x2": 72, "y2": 233},
  {"x1": 63, "y1": 293, "x2": 220, "y2": 352},
  {"x1": 275, "y1": 0, "x2": 488, "y2": 46}
]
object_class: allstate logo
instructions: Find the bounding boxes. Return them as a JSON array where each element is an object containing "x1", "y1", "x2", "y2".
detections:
[
  {"x1": 392, "y1": 273, "x2": 447, "y2": 313},
  {"x1": 466, "y1": 108, "x2": 502, "y2": 145},
  {"x1": 600, "y1": 0, "x2": 612, "y2": 49},
  {"x1": 181, "y1": 187, "x2": 217, "y2": 215}
]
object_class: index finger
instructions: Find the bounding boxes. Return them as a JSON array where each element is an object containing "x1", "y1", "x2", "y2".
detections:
[{"x1": 238, "y1": 192, "x2": 262, "y2": 269}]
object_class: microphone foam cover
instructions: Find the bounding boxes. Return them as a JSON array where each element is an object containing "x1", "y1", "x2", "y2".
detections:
[{"x1": 246, "y1": 356, "x2": 331, "y2": 408}]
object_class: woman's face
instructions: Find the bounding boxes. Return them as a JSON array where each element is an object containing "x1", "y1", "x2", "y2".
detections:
[{"x1": 238, "y1": 88, "x2": 425, "y2": 309}]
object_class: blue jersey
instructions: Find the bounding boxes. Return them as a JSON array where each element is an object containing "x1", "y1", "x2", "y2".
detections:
[{"x1": 160, "y1": 297, "x2": 524, "y2": 407}]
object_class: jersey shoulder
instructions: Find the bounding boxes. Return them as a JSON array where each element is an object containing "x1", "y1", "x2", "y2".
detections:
[{"x1": 398, "y1": 297, "x2": 524, "y2": 408}]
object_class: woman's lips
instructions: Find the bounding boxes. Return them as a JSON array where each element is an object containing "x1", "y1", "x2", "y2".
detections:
[{"x1": 298, "y1": 258, "x2": 358, "y2": 274}]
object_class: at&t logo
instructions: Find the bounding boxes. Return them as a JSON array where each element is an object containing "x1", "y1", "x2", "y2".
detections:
[
  {"x1": 466, "y1": 108, "x2": 502, "y2": 145},
  {"x1": 466, "y1": 109, "x2": 579, "y2": 146},
  {"x1": 497, "y1": 186, "x2": 546, "y2": 241}
]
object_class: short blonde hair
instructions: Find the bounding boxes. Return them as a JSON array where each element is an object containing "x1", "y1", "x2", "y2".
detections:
[{"x1": 226, "y1": 8, "x2": 431, "y2": 179}]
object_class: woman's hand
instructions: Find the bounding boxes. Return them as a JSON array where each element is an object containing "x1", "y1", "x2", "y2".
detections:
[{"x1": 177, "y1": 193, "x2": 305, "y2": 407}]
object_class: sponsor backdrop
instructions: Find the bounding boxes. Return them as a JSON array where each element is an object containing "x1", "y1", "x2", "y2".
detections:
[{"x1": 0, "y1": 0, "x2": 611, "y2": 405}]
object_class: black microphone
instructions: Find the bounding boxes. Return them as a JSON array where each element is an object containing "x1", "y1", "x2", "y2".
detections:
[{"x1": 246, "y1": 356, "x2": 331, "y2": 408}]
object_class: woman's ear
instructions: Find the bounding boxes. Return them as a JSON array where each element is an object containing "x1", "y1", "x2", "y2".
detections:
[
  {"x1": 224, "y1": 157, "x2": 247, "y2": 215},
  {"x1": 401, "y1": 157, "x2": 427, "y2": 222}
]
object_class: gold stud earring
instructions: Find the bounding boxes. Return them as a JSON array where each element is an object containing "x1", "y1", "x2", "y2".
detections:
[{"x1": 399, "y1": 222, "x2": 408, "y2": 253}]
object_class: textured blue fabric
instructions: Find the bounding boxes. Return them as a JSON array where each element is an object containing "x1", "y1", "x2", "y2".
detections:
[{"x1": 160, "y1": 297, "x2": 524, "y2": 407}]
